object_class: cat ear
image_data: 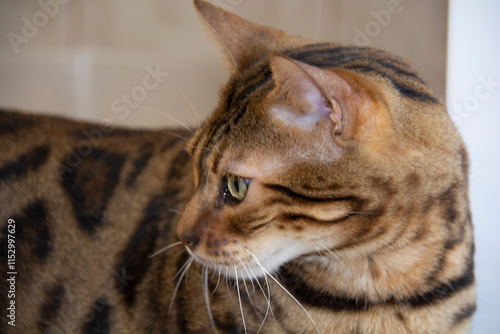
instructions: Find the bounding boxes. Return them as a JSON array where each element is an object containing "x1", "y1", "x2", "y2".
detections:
[
  {"x1": 194, "y1": 0, "x2": 286, "y2": 67},
  {"x1": 269, "y1": 54, "x2": 366, "y2": 137}
]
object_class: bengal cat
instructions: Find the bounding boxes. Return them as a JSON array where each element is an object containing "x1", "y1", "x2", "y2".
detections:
[{"x1": 0, "y1": 1, "x2": 475, "y2": 333}]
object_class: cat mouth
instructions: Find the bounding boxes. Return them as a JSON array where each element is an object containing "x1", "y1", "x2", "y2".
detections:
[{"x1": 185, "y1": 245, "x2": 275, "y2": 280}]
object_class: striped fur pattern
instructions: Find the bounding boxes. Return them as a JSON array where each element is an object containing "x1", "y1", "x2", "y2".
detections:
[{"x1": 0, "y1": 1, "x2": 474, "y2": 333}]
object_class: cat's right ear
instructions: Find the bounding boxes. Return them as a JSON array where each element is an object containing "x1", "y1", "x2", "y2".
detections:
[
  {"x1": 194, "y1": 0, "x2": 286, "y2": 67},
  {"x1": 269, "y1": 53, "x2": 379, "y2": 141}
]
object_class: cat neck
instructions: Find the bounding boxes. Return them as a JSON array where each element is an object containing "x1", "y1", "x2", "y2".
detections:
[{"x1": 278, "y1": 209, "x2": 471, "y2": 306}]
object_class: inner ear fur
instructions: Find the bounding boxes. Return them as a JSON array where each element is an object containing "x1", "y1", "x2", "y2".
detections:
[{"x1": 269, "y1": 53, "x2": 382, "y2": 141}]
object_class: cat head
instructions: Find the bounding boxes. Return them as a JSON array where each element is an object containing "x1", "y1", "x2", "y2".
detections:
[{"x1": 176, "y1": 1, "x2": 463, "y2": 279}]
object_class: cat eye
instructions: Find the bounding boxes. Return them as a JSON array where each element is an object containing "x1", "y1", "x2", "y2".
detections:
[{"x1": 224, "y1": 175, "x2": 250, "y2": 202}]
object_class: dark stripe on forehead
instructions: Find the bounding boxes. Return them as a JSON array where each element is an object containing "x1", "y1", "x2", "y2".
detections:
[
  {"x1": 346, "y1": 64, "x2": 437, "y2": 104},
  {"x1": 195, "y1": 42, "x2": 437, "y2": 171},
  {"x1": 347, "y1": 60, "x2": 425, "y2": 84},
  {"x1": 284, "y1": 44, "x2": 438, "y2": 104},
  {"x1": 214, "y1": 71, "x2": 271, "y2": 143},
  {"x1": 199, "y1": 65, "x2": 273, "y2": 172},
  {"x1": 288, "y1": 45, "x2": 420, "y2": 81},
  {"x1": 287, "y1": 45, "x2": 365, "y2": 69},
  {"x1": 186, "y1": 126, "x2": 204, "y2": 157}
]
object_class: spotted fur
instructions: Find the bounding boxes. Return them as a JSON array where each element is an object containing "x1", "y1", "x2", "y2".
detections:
[{"x1": 0, "y1": 1, "x2": 474, "y2": 333}]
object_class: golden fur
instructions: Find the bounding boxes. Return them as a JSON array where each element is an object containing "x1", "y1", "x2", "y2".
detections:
[{"x1": 0, "y1": 1, "x2": 475, "y2": 333}]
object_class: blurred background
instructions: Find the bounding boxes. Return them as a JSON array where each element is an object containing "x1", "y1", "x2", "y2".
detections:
[
  {"x1": 0, "y1": 1, "x2": 498, "y2": 333},
  {"x1": 0, "y1": 0, "x2": 448, "y2": 129}
]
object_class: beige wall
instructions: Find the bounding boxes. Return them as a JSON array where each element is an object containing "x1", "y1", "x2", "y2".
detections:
[{"x1": 0, "y1": 0, "x2": 447, "y2": 129}]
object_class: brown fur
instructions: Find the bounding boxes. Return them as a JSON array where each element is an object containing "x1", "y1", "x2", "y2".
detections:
[{"x1": 0, "y1": 1, "x2": 474, "y2": 333}]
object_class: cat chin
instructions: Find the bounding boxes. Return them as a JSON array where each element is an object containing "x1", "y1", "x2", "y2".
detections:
[{"x1": 187, "y1": 241, "x2": 313, "y2": 281}]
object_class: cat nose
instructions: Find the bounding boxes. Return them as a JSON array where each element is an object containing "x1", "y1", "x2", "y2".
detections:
[{"x1": 180, "y1": 234, "x2": 200, "y2": 249}]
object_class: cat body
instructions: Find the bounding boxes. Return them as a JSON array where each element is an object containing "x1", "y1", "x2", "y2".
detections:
[{"x1": 0, "y1": 1, "x2": 475, "y2": 333}]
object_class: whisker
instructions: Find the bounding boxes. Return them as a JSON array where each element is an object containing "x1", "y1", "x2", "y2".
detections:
[
  {"x1": 235, "y1": 254, "x2": 255, "y2": 292},
  {"x1": 225, "y1": 275, "x2": 233, "y2": 301},
  {"x1": 167, "y1": 209, "x2": 182, "y2": 215},
  {"x1": 312, "y1": 243, "x2": 328, "y2": 265},
  {"x1": 211, "y1": 270, "x2": 217, "y2": 281},
  {"x1": 247, "y1": 260, "x2": 277, "y2": 324},
  {"x1": 172, "y1": 254, "x2": 192, "y2": 281},
  {"x1": 149, "y1": 241, "x2": 184, "y2": 258},
  {"x1": 161, "y1": 146, "x2": 190, "y2": 156},
  {"x1": 161, "y1": 130, "x2": 192, "y2": 142},
  {"x1": 315, "y1": 242, "x2": 351, "y2": 278},
  {"x1": 212, "y1": 265, "x2": 222, "y2": 295},
  {"x1": 202, "y1": 267, "x2": 218, "y2": 333},
  {"x1": 173, "y1": 249, "x2": 186, "y2": 258},
  {"x1": 247, "y1": 265, "x2": 266, "y2": 300},
  {"x1": 168, "y1": 72, "x2": 201, "y2": 128},
  {"x1": 168, "y1": 257, "x2": 193, "y2": 315},
  {"x1": 262, "y1": 274, "x2": 276, "y2": 323},
  {"x1": 245, "y1": 249, "x2": 321, "y2": 334},
  {"x1": 235, "y1": 255, "x2": 258, "y2": 315},
  {"x1": 243, "y1": 278, "x2": 258, "y2": 315},
  {"x1": 138, "y1": 105, "x2": 194, "y2": 134},
  {"x1": 235, "y1": 266, "x2": 248, "y2": 334},
  {"x1": 247, "y1": 258, "x2": 274, "y2": 333},
  {"x1": 185, "y1": 262, "x2": 192, "y2": 284},
  {"x1": 187, "y1": 144, "x2": 219, "y2": 155}
]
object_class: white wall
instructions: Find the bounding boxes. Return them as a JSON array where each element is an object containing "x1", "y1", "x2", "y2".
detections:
[
  {"x1": 0, "y1": 0, "x2": 447, "y2": 128},
  {"x1": 447, "y1": 1, "x2": 500, "y2": 333}
]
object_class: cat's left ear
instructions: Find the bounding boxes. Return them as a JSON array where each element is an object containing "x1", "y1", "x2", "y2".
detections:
[
  {"x1": 269, "y1": 53, "x2": 369, "y2": 138},
  {"x1": 194, "y1": 0, "x2": 286, "y2": 67}
]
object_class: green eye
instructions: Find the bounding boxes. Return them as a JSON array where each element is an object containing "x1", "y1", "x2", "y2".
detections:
[{"x1": 226, "y1": 175, "x2": 249, "y2": 202}]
